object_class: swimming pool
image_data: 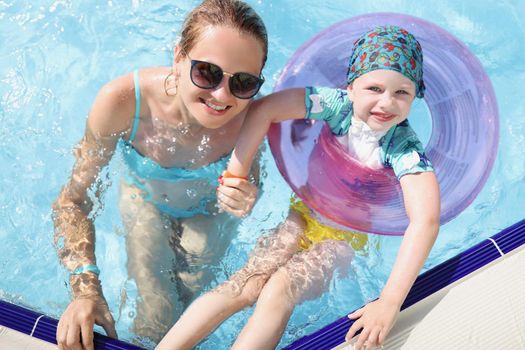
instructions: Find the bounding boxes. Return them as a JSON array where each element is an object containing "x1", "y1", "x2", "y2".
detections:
[{"x1": 0, "y1": 0, "x2": 524, "y2": 349}]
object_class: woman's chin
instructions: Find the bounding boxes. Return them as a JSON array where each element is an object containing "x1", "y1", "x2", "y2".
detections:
[{"x1": 194, "y1": 113, "x2": 232, "y2": 129}]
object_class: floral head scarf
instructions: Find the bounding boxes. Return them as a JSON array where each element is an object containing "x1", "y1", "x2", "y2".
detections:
[{"x1": 347, "y1": 25, "x2": 425, "y2": 98}]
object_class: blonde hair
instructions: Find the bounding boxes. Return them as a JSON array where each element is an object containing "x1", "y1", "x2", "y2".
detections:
[{"x1": 178, "y1": 0, "x2": 268, "y2": 68}]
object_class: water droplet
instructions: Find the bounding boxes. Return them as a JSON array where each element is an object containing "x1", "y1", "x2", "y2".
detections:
[{"x1": 186, "y1": 188, "x2": 197, "y2": 199}]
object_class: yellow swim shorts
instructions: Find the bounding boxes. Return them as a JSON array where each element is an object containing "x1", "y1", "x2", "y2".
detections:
[{"x1": 290, "y1": 197, "x2": 368, "y2": 251}]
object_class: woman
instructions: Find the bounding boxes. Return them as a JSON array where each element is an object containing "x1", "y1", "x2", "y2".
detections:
[{"x1": 52, "y1": 1, "x2": 267, "y2": 348}]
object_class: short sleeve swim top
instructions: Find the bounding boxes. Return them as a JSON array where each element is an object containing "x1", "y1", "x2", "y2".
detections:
[{"x1": 304, "y1": 86, "x2": 433, "y2": 179}]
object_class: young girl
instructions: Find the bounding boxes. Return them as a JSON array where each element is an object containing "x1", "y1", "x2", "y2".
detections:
[
  {"x1": 52, "y1": 0, "x2": 268, "y2": 348},
  {"x1": 157, "y1": 25, "x2": 440, "y2": 350}
]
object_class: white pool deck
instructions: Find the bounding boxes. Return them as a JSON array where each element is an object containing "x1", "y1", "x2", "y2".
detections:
[
  {"x1": 0, "y1": 325, "x2": 57, "y2": 349},
  {"x1": 337, "y1": 245, "x2": 525, "y2": 349}
]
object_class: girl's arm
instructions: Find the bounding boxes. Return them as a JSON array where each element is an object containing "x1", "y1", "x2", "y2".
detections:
[
  {"x1": 227, "y1": 88, "x2": 307, "y2": 177},
  {"x1": 346, "y1": 171, "x2": 440, "y2": 349},
  {"x1": 381, "y1": 170, "x2": 440, "y2": 308}
]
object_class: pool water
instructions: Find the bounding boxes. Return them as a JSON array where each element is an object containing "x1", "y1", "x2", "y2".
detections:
[{"x1": 0, "y1": 0, "x2": 524, "y2": 349}]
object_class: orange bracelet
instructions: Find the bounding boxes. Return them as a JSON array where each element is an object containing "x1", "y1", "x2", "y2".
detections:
[{"x1": 221, "y1": 170, "x2": 249, "y2": 181}]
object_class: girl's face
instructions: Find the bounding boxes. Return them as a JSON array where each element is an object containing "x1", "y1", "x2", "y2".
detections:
[
  {"x1": 347, "y1": 69, "x2": 416, "y2": 132},
  {"x1": 175, "y1": 26, "x2": 265, "y2": 129}
]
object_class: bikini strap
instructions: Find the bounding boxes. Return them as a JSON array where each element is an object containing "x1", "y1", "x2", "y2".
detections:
[{"x1": 128, "y1": 70, "x2": 141, "y2": 143}]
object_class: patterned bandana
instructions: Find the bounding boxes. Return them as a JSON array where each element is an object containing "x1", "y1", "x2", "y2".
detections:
[{"x1": 347, "y1": 25, "x2": 425, "y2": 98}]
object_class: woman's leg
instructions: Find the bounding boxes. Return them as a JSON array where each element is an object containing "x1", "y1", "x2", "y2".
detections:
[
  {"x1": 172, "y1": 210, "x2": 240, "y2": 304},
  {"x1": 121, "y1": 178, "x2": 244, "y2": 343},
  {"x1": 232, "y1": 238, "x2": 354, "y2": 350},
  {"x1": 119, "y1": 181, "x2": 183, "y2": 342}
]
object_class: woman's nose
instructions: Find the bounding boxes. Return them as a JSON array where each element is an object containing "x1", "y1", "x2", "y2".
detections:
[{"x1": 211, "y1": 73, "x2": 233, "y2": 101}]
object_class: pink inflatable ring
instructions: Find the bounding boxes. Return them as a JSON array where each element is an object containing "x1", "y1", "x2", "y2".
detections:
[{"x1": 268, "y1": 13, "x2": 499, "y2": 235}]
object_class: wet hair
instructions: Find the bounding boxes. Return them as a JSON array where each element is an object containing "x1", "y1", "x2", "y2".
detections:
[{"x1": 178, "y1": 0, "x2": 268, "y2": 68}]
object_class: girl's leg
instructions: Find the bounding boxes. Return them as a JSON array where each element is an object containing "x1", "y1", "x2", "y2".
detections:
[
  {"x1": 222, "y1": 209, "x2": 307, "y2": 295},
  {"x1": 157, "y1": 210, "x2": 306, "y2": 350},
  {"x1": 232, "y1": 268, "x2": 295, "y2": 350},
  {"x1": 156, "y1": 270, "x2": 264, "y2": 350},
  {"x1": 232, "y1": 238, "x2": 354, "y2": 350}
]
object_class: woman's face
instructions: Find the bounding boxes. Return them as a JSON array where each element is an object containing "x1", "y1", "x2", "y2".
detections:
[{"x1": 176, "y1": 26, "x2": 265, "y2": 129}]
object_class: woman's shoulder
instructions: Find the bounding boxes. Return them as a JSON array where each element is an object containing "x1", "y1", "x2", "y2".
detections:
[
  {"x1": 134, "y1": 66, "x2": 171, "y2": 97},
  {"x1": 87, "y1": 67, "x2": 169, "y2": 137}
]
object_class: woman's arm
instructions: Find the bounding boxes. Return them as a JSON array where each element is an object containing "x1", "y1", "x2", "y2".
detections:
[
  {"x1": 346, "y1": 171, "x2": 440, "y2": 349},
  {"x1": 53, "y1": 74, "x2": 134, "y2": 295},
  {"x1": 53, "y1": 73, "x2": 135, "y2": 348},
  {"x1": 52, "y1": 127, "x2": 118, "y2": 293},
  {"x1": 227, "y1": 88, "x2": 307, "y2": 177}
]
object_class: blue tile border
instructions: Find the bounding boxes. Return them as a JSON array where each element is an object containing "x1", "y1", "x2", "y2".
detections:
[
  {"x1": 0, "y1": 299, "x2": 144, "y2": 349},
  {"x1": 283, "y1": 218, "x2": 525, "y2": 349}
]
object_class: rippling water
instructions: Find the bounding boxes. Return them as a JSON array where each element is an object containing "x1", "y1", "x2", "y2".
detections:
[{"x1": 0, "y1": 1, "x2": 524, "y2": 348}]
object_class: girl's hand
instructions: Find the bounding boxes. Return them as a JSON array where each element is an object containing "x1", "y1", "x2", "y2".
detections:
[
  {"x1": 345, "y1": 298, "x2": 400, "y2": 349},
  {"x1": 217, "y1": 176, "x2": 258, "y2": 217}
]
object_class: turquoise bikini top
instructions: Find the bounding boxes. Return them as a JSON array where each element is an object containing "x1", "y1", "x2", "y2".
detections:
[
  {"x1": 121, "y1": 70, "x2": 229, "y2": 184},
  {"x1": 121, "y1": 71, "x2": 230, "y2": 218},
  {"x1": 120, "y1": 71, "x2": 229, "y2": 218}
]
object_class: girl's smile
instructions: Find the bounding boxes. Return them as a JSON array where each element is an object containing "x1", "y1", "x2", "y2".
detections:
[{"x1": 347, "y1": 69, "x2": 416, "y2": 132}]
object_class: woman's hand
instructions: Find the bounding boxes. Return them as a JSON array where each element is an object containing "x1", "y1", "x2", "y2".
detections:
[
  {"x1": 216, "y1": 176, "x2": 258, "y2": 218},
  {"x1": 345, "y1": 298, "x2": 400, "y2": 349},
  {"x1": 57, "y1": 296, "x2": 117, "y2": 350}
]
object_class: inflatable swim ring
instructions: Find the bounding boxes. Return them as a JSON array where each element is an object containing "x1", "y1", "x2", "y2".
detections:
[{"x1": 268, "y1": 13, "x2": 499, "y2": 235}]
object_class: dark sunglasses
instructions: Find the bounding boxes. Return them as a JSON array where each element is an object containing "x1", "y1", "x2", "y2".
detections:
[{"x1": 186, "y1": 54, "x2": 264, "y2": 99}]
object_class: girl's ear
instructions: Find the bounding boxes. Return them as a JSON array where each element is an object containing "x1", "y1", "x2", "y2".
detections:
[{"x1": 346, "y1": 84, "x2": 354, "y2": 102}]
